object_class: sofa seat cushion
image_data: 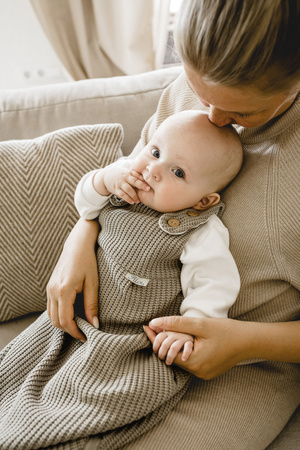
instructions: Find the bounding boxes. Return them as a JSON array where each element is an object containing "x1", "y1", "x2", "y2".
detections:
[{"x1": 0, "y1": 123, "x2": 123, "y2": 321}]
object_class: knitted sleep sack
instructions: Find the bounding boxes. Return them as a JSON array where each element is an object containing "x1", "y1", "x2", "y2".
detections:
[{"x1": 0, "y1": 198, "x2": 224, "y2": 450}]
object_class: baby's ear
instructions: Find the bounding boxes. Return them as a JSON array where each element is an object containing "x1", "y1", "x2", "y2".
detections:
[{"x1": 193, "y1": 193, "x2": 220, "y2": 211}]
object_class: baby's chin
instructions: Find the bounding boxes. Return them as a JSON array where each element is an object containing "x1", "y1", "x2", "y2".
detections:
[
  {"x1": 136, "y1": 189, "x2": 174, "y2": 213},
  {"x1": 136, "y1": 188, "x2": 163, "y2": 211}
]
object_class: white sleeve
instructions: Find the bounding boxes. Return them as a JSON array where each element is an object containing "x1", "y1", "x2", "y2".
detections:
[
  {"x1": 74, "y1": 170, "x2": 110, "y2": 220},
  {"x1": 180, "y1": 215, "x2": 240, "y2": 319}
]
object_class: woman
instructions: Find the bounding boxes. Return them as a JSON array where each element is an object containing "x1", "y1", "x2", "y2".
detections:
[{"x1": 48, "y1": 0, "x2": 300, "y2": 448}]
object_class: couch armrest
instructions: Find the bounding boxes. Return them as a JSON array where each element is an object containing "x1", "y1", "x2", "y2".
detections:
[{"x1": 0, "y1": 67, "x2": 182, "y2": 156}]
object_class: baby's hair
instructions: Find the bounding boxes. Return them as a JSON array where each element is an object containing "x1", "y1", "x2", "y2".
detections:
[
  {"x1": 211, "y1": 124, "x2": 243, "y2": 193},
  {"x1": 165, "y1": 110, "x2": 243, "y2": 193}
]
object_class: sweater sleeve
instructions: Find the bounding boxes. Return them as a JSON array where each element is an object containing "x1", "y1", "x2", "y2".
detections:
[
  {"x1": 74, "y1": 170, "x2": 110, "y2": 220},
  {"x1": 179, "y1": 215, "x2": 240, "y2": 319}
]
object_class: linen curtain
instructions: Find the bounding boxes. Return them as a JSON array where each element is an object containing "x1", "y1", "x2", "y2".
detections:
[{"x1": 30, "y1": 0, "x2": 170, "y2": 80}]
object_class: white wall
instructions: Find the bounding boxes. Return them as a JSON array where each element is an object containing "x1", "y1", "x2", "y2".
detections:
[
  {"x1": 0, "y1": 0, "x2": 69, "y2": 89},
  {"x1": 0, "y1": 0, "x2": 182, "y2": 90}
]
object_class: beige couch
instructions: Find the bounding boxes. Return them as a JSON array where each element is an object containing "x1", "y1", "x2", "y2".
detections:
[{"x1": 0, "y1": 66, "x2": 298, "y2": 449}]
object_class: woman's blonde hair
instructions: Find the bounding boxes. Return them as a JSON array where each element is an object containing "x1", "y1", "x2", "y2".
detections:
[{"x1": 175, "y1": 0, "x2": 300, "y2": 94}]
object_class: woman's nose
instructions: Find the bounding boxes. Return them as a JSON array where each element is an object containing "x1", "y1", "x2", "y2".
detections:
[{"x1": 208, "y1": 106, "x2": 233, "y2": 127}]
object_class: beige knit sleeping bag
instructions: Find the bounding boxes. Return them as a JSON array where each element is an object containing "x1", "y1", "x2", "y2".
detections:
[{"x1": 0, "y1": 196, "x2": 224, "y2": 449}]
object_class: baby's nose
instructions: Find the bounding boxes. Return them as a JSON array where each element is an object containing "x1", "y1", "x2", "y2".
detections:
[{"x1": 147, "y1": 162, "x2": 161, "y2": 181}]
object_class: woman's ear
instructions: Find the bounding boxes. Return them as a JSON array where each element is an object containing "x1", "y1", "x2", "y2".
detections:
[{"x1": 193, "y1": 193, "x2": 220, "y2": 211}]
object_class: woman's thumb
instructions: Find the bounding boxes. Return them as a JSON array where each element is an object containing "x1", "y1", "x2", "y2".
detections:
[{"x1": 149, "y1": 316, "x2": 199, "y2": 335}]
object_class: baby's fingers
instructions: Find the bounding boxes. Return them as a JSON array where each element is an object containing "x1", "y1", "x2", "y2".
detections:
[
  {"x1": 115, "y1": 184, "x2": 139, "y2": 204},
  {"x1": 165, "y1": 340, "x2": 185, "y2": 365},
  {"x1": 181, "y1": 340, "x2": 194, "y2": 361},
  {"x1": 131, "y1": 170, "x2": 144, "y2": 181},
  {"x1": 130, "y1": 171, "x2": 151, "y2": 191},
  {"x1": 152, "y1": 332, "x2": 168, "y2": 354}
]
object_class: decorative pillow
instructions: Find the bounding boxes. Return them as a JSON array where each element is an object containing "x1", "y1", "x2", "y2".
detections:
[{"x1": 0, "y1": 124, "x2": 124, "y2": 322}]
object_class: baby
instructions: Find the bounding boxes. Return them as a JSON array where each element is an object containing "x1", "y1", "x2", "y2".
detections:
[
  {"x1": 0, "y1": 111, "x2": 244, "y2": 449},
  {"x1": 75, "y1": 110, "x2": 243, "y2": 365}
]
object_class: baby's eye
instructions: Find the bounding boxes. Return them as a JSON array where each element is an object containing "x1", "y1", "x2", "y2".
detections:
[
  {"x1": 173, "y1": 168, "x2": 184, "y2": 178},
  {"x1": 151, "y1": 148, "x2": 160, "y2": 158}
]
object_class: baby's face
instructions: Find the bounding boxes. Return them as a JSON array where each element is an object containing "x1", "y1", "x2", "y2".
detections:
[{"x1": 131, "y1": 113, "x2": 220, "y2": 213}]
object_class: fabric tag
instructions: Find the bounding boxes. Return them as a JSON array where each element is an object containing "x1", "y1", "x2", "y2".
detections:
[{"x1": 125, "y1": 272, "x2": 150, "y2": 286}]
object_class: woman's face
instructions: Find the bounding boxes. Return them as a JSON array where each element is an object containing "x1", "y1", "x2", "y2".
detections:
[{"x1": 184, "y1": 64, "x2": 298, "y2": 128}]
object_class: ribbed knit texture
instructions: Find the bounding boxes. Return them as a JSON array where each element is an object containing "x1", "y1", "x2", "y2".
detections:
[{"x1": 0, "y1": 198, "x2": 222, "y2": 449}]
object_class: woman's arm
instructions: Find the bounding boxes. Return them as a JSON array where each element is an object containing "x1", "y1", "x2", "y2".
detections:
[
  {"x1": 47, "y1": 218, "x2": 99, "y2": 342},
  {"x1": 145, "y1": 317, "x2": 300, "y2": 379}
]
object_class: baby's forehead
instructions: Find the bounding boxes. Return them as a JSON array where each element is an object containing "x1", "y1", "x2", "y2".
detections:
[{"x1": 156, "y1": 113, "x2": 238, "y2": 156}]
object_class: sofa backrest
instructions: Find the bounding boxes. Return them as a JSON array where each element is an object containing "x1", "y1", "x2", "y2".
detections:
[{"x1": 0, "y1": 66, "x2": 182, "y2": 156}]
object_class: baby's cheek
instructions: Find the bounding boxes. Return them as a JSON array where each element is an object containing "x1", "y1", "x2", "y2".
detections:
[{"x1": 136, "y1": 189, "x2": 154, "y2": 209}]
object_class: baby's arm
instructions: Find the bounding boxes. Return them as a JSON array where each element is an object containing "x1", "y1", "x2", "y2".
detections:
[
  {"x1": 93, "y1": 160, "x2": 150, "y2": 204},
  {"x1": 152, "y1": 216, "x2": 240, "y2": 366},
  {"x1": 152, "y1": 331, "x2": 194, "y2": 365},
  {"x1": 75, "y1": 160, "x2": 150, "y2": 219},
  {"x1": 179, "y1": 216, "x2": 240, "y2": 319}
]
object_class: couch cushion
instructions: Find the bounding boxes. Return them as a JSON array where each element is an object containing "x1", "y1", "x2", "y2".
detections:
[{"x1": 0, "y1": 123, "x2": 123, "y2": 321}]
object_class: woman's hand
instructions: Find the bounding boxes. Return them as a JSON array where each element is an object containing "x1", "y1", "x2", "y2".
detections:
[
  {"x1": 145, "y1": 316, "x2": 300, "y2": 379},
  {"x1": 47, "y1": 218, "x2": 99, "y2": 342},
  {"x1": 145, "y1": 316, "x2": 247, "y2": 379}
]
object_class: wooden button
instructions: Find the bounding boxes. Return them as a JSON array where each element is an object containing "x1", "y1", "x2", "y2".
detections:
[
  {"x1": 187, "y1": 210, "x2": 199, "y2": 217},
  {"x1": 168, "y1": 218, "x2": 180, "y2": 227}
]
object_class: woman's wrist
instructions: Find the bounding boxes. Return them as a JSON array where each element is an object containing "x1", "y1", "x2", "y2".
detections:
[{"x1": 235, "y1": 320, "x2": 300, "y2": 363}]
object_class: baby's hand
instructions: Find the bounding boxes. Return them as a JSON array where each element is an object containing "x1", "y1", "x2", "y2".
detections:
[
  {"x1": 102, "y1": 162, "x2": 150, "y2": 204},
  {"x1": 152, "y1": 330, "x2": 194, "y2": 365}
]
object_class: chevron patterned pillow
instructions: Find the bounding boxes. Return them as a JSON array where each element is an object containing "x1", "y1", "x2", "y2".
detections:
[{"x1": 0, "y1": 123, "x2": 124, "y2": 321}]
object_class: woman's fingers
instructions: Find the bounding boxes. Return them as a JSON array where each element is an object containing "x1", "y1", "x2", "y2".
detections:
[
  {"x1": 143, "y1": 325, "x2": 157, "y2": 343},
  {"x1": 46, "y1": 218, "x2": 99, "y2": 342},
  {"x1": 48, "y1": 282, "x2": 86, "y2": 342},
  {"x1": 149, "y1": 316, "x2": 202, "y2": 336},
  {"x1": 59, "y1": 295, "x2": 86, "y2": 343},
  {"x1": 48, "y1": 295, "x2": 61, "y2": 330},
  {"x1": 83, "y1": 271, "x2": 99, "y2": 329}
]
